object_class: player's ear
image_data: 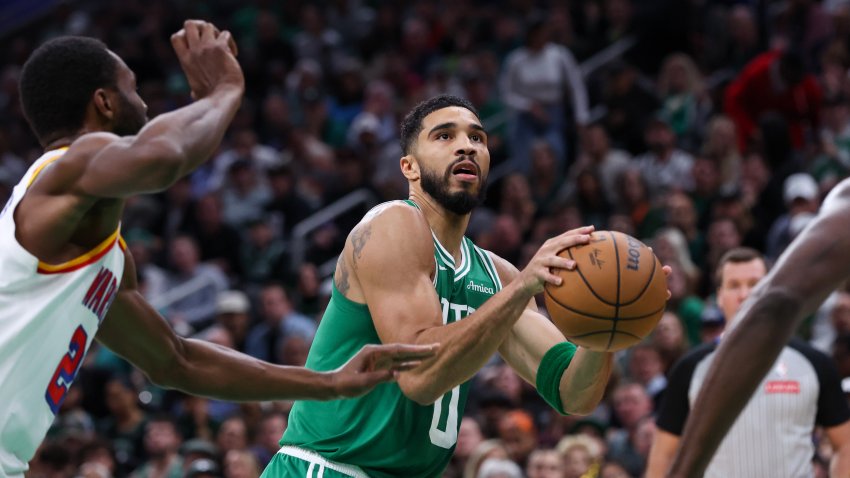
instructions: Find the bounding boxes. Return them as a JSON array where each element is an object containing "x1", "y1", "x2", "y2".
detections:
[
  {"x1": 400, "y1": 154, "x2": 420, "y2": 181},
  {"x1": 92, "y1": 88, "x2": 115, "y2": 122}
]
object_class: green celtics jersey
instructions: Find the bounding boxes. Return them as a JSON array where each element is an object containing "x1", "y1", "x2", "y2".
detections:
[{"x1": 281, "y1": 200, "x2": 502, "y2": 478}]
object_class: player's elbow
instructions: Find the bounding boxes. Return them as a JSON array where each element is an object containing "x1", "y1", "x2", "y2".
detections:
[
  {"x1": 141, "y1": 338, "x2": 191, "y2": 390},
  {"x1": 398, "y1": 376, "x2": 442, "y2": 406},
  {"x1": 562, "y1": 399, "x2": 598, "y2": 416},
  {"x1": 127, "y1": 137, "x2": 186, "y2": 192}
]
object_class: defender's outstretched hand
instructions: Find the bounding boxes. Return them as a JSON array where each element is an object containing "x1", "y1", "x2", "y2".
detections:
[{"x1": 330, "y1": 343, "x2": 440, "y2": 398}]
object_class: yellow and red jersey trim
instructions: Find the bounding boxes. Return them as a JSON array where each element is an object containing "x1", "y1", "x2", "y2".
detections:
[
  {"x1": 27, "y1": 147, "x2": 68, "y2": 187},
  {"x1": 37, "y1": 228, "x2": 124, "y2": 275}
]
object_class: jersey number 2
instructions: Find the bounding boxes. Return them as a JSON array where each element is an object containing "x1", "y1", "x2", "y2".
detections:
[
  {"x1": 45, "y1": 325, "x2": 88, "y2": 414},
  {"x1": 429, "y1": 385, "x2": 460, "y2": 448}
]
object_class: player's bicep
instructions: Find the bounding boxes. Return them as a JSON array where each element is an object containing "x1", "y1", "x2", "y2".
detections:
[
  {"x1": 97, "y1": 247, "x2": 183, "y2": 382},
  {"x1": 352, "y1": 206, "x2": 444, "y2": 344},
  {"x1": 72, "y1": 132, "x2": 183, "y2": 198}
]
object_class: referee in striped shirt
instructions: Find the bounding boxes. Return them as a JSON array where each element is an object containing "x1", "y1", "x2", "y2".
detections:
[{"x1": 647, "y1": 248, "x2": 850, "y2": 477}]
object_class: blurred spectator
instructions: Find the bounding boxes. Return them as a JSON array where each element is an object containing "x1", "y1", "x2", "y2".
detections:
[
  {"x1": 98, "y1": 376, "x2": 147, "y2": 476},
  {"x1": 216, "y1": 417, "x2": 249, "y2": 456},
  {"x1": 131, "y1": 416, "x2": 183, "y2": 478},
  {"x1": 180, "y1": 439, "x2": 218, "y2": 473},
  {"x1": 223, "y1": 450, "x2": 260, "y2": 478},
  {"x1": 164, "y1": 235, "x2": 229, "y2": 330},
  {"x1": 477, "y1": 458, "x2": 523, "y2": 478},
  {"x1": 124, "y1": 228, "x2": 168, "y2": 303},
  {"x1": 724, "y1": 49, "x2": 823, "y2": 152},
  {"x1": 626, "y1": 342, "x2": 667, "y2": 403},
  {"x1": 207, "y1": 290, "x2": 252, "y2": 352},
  {"x1": 634, "y1": 117, "x2": 695, "y2": 201},
  {"x1": 690, "y1": 156, "x2": 722, "y2": 229},
  {"x1": 77, "y1": 440, "x2": 117, "y2": 478},
  {"x1": 615, "y1": 168, "x2": 653, "y2": 239},
  {"x1": 607, "y1": 383, "x2": 653, "y2": 477},
  {"x1": 263, "y1": 165, "x2": 315, "y2": 239},
  {"x1": 602, "y1": 60, "x2": 660, "y2": 155},
  {"x1": 240, "y1": 219, "x2": 286, "y2": 287},
  {"x1": 525, "y1": 449, "x2": 564, "y2": 478},
  {"x1": 651, "y1": 311, "x2": 688, "y2": 375},
  {"x1": 559, "y1": 435, "x2": 601, "y2": 478},
  {"x1": 665, "y1": 192, "x2": 705, "y2": 265},
  {"x1": 249, "y1": 412, "x2": 287, "y2": 467},
  {"x1": 815, "y1": 95, "x2": 850, "y2": 187},
  {"x1": 569, "y1": 124, "x2": 631, "y2": 206},
  {"x1": 185, "y1": 194, "x2": 243, "y2": 278},
  {"x1": 701, "y1": 115, "x2": 742, "y2": 190},
  {"x1": 501, "y1": 15, "x2": 589, "y2": 171},
  {"x1": 497, "y1": 410, "x2": 538, "y2": 468},
  {"x1": 219, "y1": 159, "x2": 273, "y2": 230},
  {"x1": 245, "y1": 283, "x2": 315, "y2": 363},
  {"x1": 656, "y1": 53, "x2": 710, "y2": 151},
  {"x1": 704, "y1": 5, "x2": 761, "y2": 73},
  {"x1": 765, "y1": 172, "x2": 820, "y2": 260}
]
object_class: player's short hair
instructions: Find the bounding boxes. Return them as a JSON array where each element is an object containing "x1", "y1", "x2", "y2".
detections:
[
  {"x1": 399, "y1": 95, "x2": 479, "y2": 155},
  {"x1": 714, "y1": 247, "x2": 766, "y2": 285},
  {"x1": 20, "y1": 36, "x2": 119, "y2": 145}
]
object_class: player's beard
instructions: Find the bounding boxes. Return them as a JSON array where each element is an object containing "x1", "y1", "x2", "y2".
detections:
[
  {"x1": 420, "y1": 163, "x2": 488, "y2": 215},
  {"x1": 111, "y1": 91, "x2": 147, "y2": 136}
]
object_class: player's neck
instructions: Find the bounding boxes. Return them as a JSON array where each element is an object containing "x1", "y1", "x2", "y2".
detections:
[
  {"x1": 409, "y1": 192, "x2": 470, "y2": 259},
  {"x1": 43, "y1": 128, "x2": 96, "y2": 152}
]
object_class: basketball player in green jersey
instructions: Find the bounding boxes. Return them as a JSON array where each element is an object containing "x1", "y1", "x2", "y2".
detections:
[{"x1": 264, "y1": 96, "x2": 669, "y2": 478}]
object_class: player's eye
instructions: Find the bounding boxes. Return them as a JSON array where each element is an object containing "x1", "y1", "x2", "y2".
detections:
[
  {"x1": 470, "y1": 134, "x2": 481, "y2": 142},
  {"x1": 437, "y1": 133, "x2": 450, "y2": 140}
]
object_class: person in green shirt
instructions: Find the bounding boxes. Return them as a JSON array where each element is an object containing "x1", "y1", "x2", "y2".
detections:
[{"x1": 265, "y1": 95, "x2": 669, "y2": 478}]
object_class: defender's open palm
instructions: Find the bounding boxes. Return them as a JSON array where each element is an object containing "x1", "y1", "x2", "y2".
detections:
[
  {"x1": 517, "y1": 225, "x2": 595, "y2": 295},
  {"x1": 330, "y1": 343, "x2": 439, "y2": 398},
  {"x1": 170, "y1": 19, "x2": 244, "y2": 99}
]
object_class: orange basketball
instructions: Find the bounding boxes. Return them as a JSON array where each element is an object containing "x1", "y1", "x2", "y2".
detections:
[{"x1": 544, "y1": 230, "x2": 667, "y2": 352}]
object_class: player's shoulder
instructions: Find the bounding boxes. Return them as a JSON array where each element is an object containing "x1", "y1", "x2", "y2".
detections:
[
  {"x1": 33, "y1": 133, "x2": 123, "y2": 190},
  {"x1": 356, "y1": 200, "x2": 430, "y2": 234},
  {"x1": 347, "y1": 200, "x2": 433, "y2": 262}
]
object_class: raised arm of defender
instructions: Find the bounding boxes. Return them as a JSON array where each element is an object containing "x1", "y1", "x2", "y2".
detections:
[
  {"x1": 70, "y1": 20, "x2": 244, "y2": 198},
  {"x1": 343, "y1": 203, "x2": 593, "y2": 405},
  {"x1": 668, "y1": 181, "x2": 850, "y2": 477}
]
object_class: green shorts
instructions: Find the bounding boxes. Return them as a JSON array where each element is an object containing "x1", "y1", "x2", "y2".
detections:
[{"x1": 261, "y1": 446, "x2": 370, "y2": 478}]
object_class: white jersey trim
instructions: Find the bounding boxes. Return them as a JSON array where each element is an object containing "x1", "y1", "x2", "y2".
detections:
[{"x1": 277, "y1": 446, "x2": 370, "y2": 478}]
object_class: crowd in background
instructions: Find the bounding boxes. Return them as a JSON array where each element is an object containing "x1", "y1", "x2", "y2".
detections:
[{"x1": 4, "y1": 0, "x2": 850, "y2": 477}]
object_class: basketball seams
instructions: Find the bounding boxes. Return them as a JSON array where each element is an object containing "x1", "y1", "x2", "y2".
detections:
[
  {"x1": 619, "y1": 253, "x2": 659, "y2": 307},
  {"x1": 568, "y1": 329, "x2": 642, "y2": 340},
  {"x1": 608, "y1": 231, "x2": 622, "y2": 350},
  {"x1": 544, "y1": 288, "x2": 664, "y2": 321},
  {"x1": 566, "y1": 247, "x2": 617, "y2": 306}
]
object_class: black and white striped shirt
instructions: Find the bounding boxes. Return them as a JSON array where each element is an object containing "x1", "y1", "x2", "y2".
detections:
[{"x1": 657, "y1": 338, "x2": 850, "y2": 478}]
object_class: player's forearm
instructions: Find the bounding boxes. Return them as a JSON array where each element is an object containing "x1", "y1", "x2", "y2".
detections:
[
  {"x1": 831, "y1": 444, "x2": 850, "y2": 478},
  {"x1": 161, "y1": 338, "x2": 341, "y2": 401},
  {"x1": 667, "y1": 291, "x2": 801, "y2": 477},
  {"x1": 400, "y1": 281, "x2": 532, "y2": 405},
  {"x1": 132, "y1": 85, "x2": 242, "y2": 181},
  {"x1": 557, "y1": 348, "x2": 612, "y2": 415}
]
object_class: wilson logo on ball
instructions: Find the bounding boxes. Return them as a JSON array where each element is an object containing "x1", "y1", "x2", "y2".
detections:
[{"x1": 626, "y1": 236, "x2": 642, "y2": 271}]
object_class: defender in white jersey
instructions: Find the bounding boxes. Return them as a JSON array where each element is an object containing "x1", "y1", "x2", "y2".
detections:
[
  {"x1": 0, "y1": 21, "x2": 435, "y2": 477},
  {"x1": 648, "y1": 248, "x2": 850, "y2": 477}
]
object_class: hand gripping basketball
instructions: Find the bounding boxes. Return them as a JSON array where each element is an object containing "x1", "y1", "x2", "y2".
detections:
[{"x1": 544, "y1": 231, "x2": 669, "y2": 352}]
